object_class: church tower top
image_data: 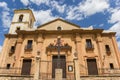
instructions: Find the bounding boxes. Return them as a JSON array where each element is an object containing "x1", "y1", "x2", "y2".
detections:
[{"x1": 9, "y1": 9, "x2": 35, "y2": 34}]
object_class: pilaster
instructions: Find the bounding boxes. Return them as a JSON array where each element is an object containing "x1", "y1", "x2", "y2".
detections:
[
  {"x1": 111, "y1": 36, "x2": 120, "y2": 68},
  {"x1": 14, "y1": 35, "x2": 23, "y2": 67}
]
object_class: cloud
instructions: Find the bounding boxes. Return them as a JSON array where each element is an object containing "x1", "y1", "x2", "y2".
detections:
[
  {"x1": 0, "y1": 2, "x2": 11, "y2": 28},
  {"x1": 66, "y1": 6, "x2": 83, "y2": 20},
  {"x1": 99, "y1": 24, "x2": 104, "y2": 27},
  {"x1": 115, "y1": 0, "x2": 120, "y2": 6},
  {"x1": 20, "y1": 0, "x2": 49, "y2": 6},
  {"x1": 30, "y1": 0, "x2": 49, "y2": 5},
  {"x1": 108, "y1": 8, "x2": 120, "y2": 37},
  {"x1": 0, "y1": 2, "x2": 9, "y2": 11},
  {"x1": 66, "y1": 0, "x2": 109, "y2": 20},
  {"x1": 20, "y1": 0, "x2": 29, "y2": 6},
  {"x1": 108, "y1": 8, "x2": 120, "y2": 23},
  {"x1": 1, "y1": 11, "x2": 11, "y2": 28},
  {"x1": 79, "y1": 0, "x2": 109, "y2": 16},
  {"x1": 32, "y1": 9, "x2": 58, "y2": 27},
  {"x1": 0, "y1": 45, "x2": 2, "y2": 53},
  {"x1": 50, "y1": 1, "x2": 66, "y2": 13},
  {"x1": 109, "y1": 22, "x2": 120, "y2": 38}
]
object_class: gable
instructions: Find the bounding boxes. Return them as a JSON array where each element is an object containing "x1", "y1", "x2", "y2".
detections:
[{"x1": 37, "y1": 18, "x2": 80, "y2": 30}]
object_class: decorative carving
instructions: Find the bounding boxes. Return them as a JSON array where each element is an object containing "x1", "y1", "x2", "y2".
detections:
[{"x1": 46, "y1": 43, "x2": 72, "y2": 51}]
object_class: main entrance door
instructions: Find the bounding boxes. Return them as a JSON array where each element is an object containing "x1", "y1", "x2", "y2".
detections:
[
  {"x1": 52, "y1": 55, "x2": 66, "y2": 78},
  {"x1": 87, "y1": 59, "x2": 98, "y2": 75},
  {"x1": 21, "y1": 59, "x2": 32, "y2": 75}
]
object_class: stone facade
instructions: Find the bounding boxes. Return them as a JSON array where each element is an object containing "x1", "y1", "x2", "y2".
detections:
[{"x1": 0, "y1": 9, "x2": 120, "y2": 80}]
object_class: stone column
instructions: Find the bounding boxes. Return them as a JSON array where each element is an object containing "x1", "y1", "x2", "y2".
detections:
[
  {"x1": 74, "y1": 58, "x2": 80, "y2": 80},
  {"x1": 0, "y1": 38, "x2": 9, "y2": 67},
  {"x1": 14, "y1": 35, "x2": 23, "y2": 68},
  {"x1": 34, "y1": 53, "x2": 40, "y2": 80},
  {"x1": 96, "y1": 34, "x2": 104, "y2": 74},
  {"x1": 111, "y1": 36, "x2": 120, "y2": 68}
]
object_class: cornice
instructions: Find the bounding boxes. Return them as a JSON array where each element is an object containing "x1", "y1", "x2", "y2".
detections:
[
  {"x1": 11, "y1": 22, "x2": 29, "y2": 24},
  {"x1": 16, "y1": 29, "x2": 104, "y2": 35},
  {"x1": 5, "y1": 34, "x2": 18, "y2": 38}
]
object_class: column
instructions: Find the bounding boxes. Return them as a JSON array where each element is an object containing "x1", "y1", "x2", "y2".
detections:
[
  {"x1": 74, "y1": 33, "x2": 81, "y2": 80},
  {"x1": 34, "y1": 53, "x2": 40, "y2": 80},
  {"x1": 96, "y1": 34, "x2": 104, "y2": 74},
  {"x1": 111, "y1": 36, "x2": 120, "y2": 68},
  {"x1": 14, "y1": 35, "x2": 23, "y2": 68},
  {"x1": 36, "y1": 34, "x2": 43, "y2": 79},
  {"x1": 74, "y1": 58, "x2": 80, "y2": 80},
  {"x1": 0, "y1": 37, "x2": 9, "y2": 67}
]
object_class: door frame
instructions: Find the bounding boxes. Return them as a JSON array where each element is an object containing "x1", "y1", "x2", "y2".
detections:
[
  {"x1": 52, "y1": 55, "x2": 66, "y2": 78},
  {"x1": 21, "y1": 59, "x2": 32, "y2": 75},
  {"x1": 86, "y1": 58, "x2": 98, "y2": 75}
]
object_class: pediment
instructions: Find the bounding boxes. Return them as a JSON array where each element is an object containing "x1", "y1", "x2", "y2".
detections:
[{"x1": 37, "y1": 18, "x2": 80, "y2": 30}]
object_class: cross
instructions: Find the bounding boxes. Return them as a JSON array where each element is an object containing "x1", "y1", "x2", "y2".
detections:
[{"x1": 56, "y1": 37, "x2": 61, "y2": 68}]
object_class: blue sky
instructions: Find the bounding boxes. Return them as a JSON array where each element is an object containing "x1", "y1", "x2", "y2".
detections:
[{"x1": 0, "y1": 0, "x2": 120, "y2": 51}]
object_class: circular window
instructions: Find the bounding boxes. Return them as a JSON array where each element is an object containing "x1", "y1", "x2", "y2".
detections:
[{"x1": 57, "y1": 26, "x2": 62, "y2": 31}]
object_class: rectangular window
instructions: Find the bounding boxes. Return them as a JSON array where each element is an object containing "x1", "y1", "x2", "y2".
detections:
[
  {"x1": 10, "y1": 46, "x2": 15, "y2": 53},
  {"x1": 105, "y1": 45, "x2": 110, "y2": 51},
  {"x1": 110, "y1": 63, "x2": 114, "y2": 69},
  {"x1": 105, "y1": 45, "x2": 111, "y2": 56},
  {"x1": 16, "y1": 27, "x2": 20, "y2": 30},
  {"x1": 86, "y1": 39, "x2": 92, "y2": 48},
  {"x1": 6, "y1": 64, "x2": 10, "y2": 69},
  {"x1": 25, "y1": 40, "x2": 33, "y2": 50}
]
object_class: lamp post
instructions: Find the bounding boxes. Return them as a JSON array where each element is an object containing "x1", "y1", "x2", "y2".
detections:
[{"x1": 34, "y1": 51, "x2": 40, "y2": 80}]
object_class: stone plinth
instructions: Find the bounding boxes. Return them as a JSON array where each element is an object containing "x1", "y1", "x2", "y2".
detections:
[{"x1": 55, "y1": 69, "x2": 62, "y2": 80}]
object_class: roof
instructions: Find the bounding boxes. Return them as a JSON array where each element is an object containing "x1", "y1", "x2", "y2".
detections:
[{"x1": 37, "y1": 18, "x2": 81, "y2": 28}]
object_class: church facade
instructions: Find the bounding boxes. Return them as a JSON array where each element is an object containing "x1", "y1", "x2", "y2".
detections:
[{"x1": 0, "y1": 9, "x2": 120, "y2": 80}]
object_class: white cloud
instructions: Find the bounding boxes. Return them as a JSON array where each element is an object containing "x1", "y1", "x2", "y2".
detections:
[
  {"x1": 2, "y1": 11, "x2": 11, "y2": 28},
  {"x1": 30, "y1": 0, "x2": 49, "y2": 5},
  {"x1": 20, "y1": 0, "x2": 49, "y2": 6},
  {"x1": 0, "y1": 2, "x2": 11, "y2": 28},
  {"x1": 66, "y1": 0, "x2": 109, "y2": 20},
  {"x1": 79, "y1": 0, "x2": 109, "y2": 16},
  {"x1": 108, "y1": 8, "x2": 120, "y2": 23},
  {"x1": 66, "y1": 6, "x2": 83, "y2": 20},
  {"x1": 50, "y1": 1, "x2": 66, "y2": 13},
  {"x1": 0, "y1": 45, "x2": 2, "y2": 53},
  {"x1": 99, "y1": 24, "x2": 104, "y2": 27},
  {"x1": 20, "y1": 0, "x2": 29, "y2": 6},
  {"x1": 0, "y1": 2, "x2": 9, "y2": 11},
  {"x1": 109, "y1": 22, "x2": 120, "y2": 38},
  {"x1": 108, "y1": 8, "x2": 120, "y2": 37},
  {"x1": 32, "y1": 9, "x2": 58, "y2": 27}
]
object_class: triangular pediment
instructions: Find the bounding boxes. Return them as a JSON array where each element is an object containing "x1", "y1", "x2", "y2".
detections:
[{"x1": 37, "y1": 18, "x2": 80, "y2": 30}]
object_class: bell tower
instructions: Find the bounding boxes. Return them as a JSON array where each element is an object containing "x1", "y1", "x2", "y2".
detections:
[{"x1": 9, "y1": 9, "x2": 35, "y2": 34}]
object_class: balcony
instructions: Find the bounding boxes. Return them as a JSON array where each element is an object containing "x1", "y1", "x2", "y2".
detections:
[
  {"x1": 24, "y1": 45, "x2": 33, "y2": 51},
  {"x1": 86, "y1": 44, "x2": 94, "y2": 51}
]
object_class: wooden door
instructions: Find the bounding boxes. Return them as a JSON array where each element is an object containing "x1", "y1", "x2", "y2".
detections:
[
  {"x1": 87, "y1": 59, "x2": 98, "y2": 75},
  {"x1": 52, "y1": 56, "x2": 66, "y2": 78},
  {"x1": 21, "y1": 59, "x2": 32, "y2": 75}
]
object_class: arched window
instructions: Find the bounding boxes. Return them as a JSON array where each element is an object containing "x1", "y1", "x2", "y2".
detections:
[
  {"x1": 57, "y1": 26, "x2": 62, "y2": 31},
  {"x1": 19, "y1": 15, "x2": 23, "y2": 22}
]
